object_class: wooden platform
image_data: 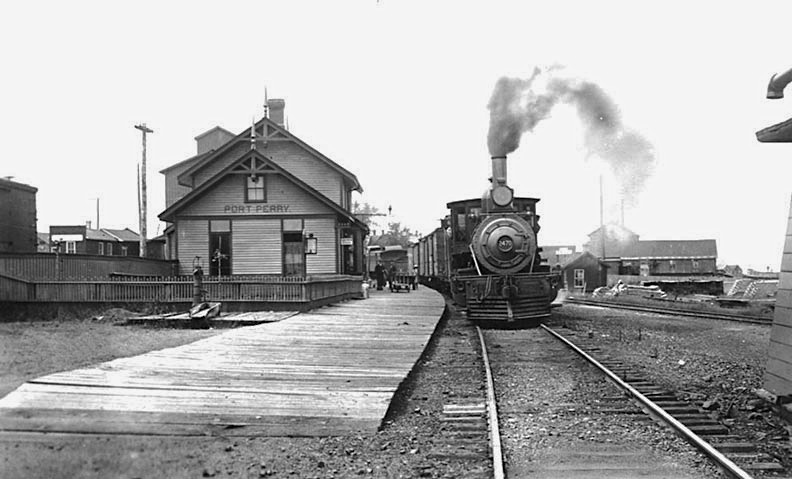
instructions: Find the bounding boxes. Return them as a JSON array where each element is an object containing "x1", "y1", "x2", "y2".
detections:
[{"x1": 0, "y1": 288, "x2": 445, "y2": 437}]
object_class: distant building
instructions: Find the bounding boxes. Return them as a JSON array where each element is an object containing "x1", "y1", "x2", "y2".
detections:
[
  {"x1": 558, "y1": 251, "x2": 609, "y2": 293},
  {"x1": 49, "y1": 225, "x2": 141, "y2": 256},
  {"x1": 0, "y1": 177, "x2": 37, "y2": 253},
  {"x1": 615, "y1": 240, "x2": 718, "y2": 276},
  {"x1": 540, "y1": 245, "x2": 577, "y2": 269},
  {"x1": 158, "y1": 99, "x2": 368, "y2": 276},
  {"x1": 583, "y1": 224, "x2": 640, "y2": 259},
  {"x1": 720, "y1": 264, "x2": 743, "y2": 278}
]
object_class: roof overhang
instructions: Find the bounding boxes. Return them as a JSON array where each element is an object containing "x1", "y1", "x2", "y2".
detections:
[{"x1": 756, "y1": 117, "x2": 792, "y2": 142}]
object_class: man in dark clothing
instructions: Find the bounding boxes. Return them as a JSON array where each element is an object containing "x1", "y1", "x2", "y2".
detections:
[{"x1": 374, "y1": 261, "x2": 385, "y2": 291}]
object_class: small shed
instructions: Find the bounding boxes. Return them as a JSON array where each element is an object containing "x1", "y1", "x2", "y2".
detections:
[{"x1": 560, "y1": 251, "x2": 609, "y2": 293}]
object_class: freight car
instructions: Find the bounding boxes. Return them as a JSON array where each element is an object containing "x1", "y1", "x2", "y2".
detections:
[
  {"x1": 367, "y1": 245, "x2": 416, "y2": 291},
  {"x1": 414, "y1": 155, "x2": 559, "y2": 326}
]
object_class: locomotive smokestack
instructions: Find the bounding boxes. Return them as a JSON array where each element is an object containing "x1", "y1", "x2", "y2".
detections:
[{"x1": 491, "y1": 155, "x2": 508, "y2": 186}]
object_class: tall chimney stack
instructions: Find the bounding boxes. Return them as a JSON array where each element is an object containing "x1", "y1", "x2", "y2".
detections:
[{"x1": 267, "y1": 99, "x2": 286, "y2": 126}]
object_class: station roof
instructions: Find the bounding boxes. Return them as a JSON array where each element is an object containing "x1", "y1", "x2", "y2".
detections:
[{"x1": 173, "y1": 117, "x2": 362, "y2": 193}]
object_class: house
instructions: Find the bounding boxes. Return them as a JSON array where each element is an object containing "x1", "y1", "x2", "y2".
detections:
[
  {"x1": 558, "y1": 251, "x2": 609, "y2": 293},
  {"x1": 158, "y1": 99, "x2": 368, "y2": 276},
  {"x1": 0, "y1": 177, "x2": 37, "y2": 253},
  {"x1": 615, "y1": 239, "x2": 718, "y2": 276},
  {"x1": 49, "y1": 225, "x2": 141, "y2": 256}
]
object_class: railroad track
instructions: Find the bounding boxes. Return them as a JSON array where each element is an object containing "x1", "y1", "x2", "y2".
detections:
[
  {"x1": 475, "y1": 324, "x2": 788, "y2": 478},
  {"x1": 565, "y1": 297, "x2": 772, "y2": 324}
]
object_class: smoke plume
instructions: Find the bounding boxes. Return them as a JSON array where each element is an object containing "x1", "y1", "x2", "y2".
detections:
[{"x1": 487, "y1": 67, "x2": 655, "y2": 205}]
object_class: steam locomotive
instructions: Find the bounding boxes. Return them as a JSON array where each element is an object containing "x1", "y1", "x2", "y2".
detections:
[{"x1": 411, "y1": 155, "x2": 559, "y2": 326}]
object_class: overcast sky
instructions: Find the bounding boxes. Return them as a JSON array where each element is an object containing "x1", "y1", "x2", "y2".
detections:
[{"x1": 3, "y1": 1, "x2": 792, "y2": 271}]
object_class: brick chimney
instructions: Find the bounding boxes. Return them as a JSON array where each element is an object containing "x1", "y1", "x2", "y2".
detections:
[{"x1": 267, "y1": 99, "x2": 286, "y2": 127}]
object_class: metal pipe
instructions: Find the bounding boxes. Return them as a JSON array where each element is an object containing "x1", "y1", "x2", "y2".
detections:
[{"x1": 767, "y1": 67, "x2": 792, "y2": 99}]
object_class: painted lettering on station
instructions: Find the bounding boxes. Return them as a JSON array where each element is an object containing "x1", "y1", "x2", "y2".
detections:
[{"x1": 224, "y1": 204, "x2": 291, "y2": 214}]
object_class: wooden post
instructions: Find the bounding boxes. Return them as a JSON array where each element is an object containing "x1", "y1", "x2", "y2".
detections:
[{"x1": 134, "y1": 123, "x2": 153, "y2": 258}]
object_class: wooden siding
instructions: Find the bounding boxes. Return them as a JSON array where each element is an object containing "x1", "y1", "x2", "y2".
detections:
[
  {"x1": 0, "y1": 184, "x2": 37, "y2": 253},
  {"x1": 232, "y1": 219, "x2": 282, "y2": 275},
  {"x1": 164, "y1": 161, "x2": 196, "y2": 208},
  {"x1": 305, "y1": 217, "x2": 337, "y2": 274},
  {"x1": 0, "y1": 253, "x2": 176, "y2": 280},
  {"x1": 264, "y1": 142, "x2": 342, "y2": 205},
  {"x1": 178, "y1": 175, "x2": 334, "y2": 217},
  {"x1": 176, "y1": 219, "x2": 208, "y2": 275},
  {"x1": 765, "y1": 196, "x2": 792, "y2": 396},
  {"x1": 0, "y1": 274, "x2": 361, "y2": 304}
]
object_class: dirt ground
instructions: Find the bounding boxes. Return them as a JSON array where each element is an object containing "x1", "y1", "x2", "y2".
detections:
[{"x1": 552, "y1": 304, "x2": 792, "y2": 472}]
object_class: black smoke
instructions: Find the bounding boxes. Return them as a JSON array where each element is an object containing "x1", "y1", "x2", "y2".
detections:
[{"x1": 487, "y1": 67, "x2": 655, "y2": 205}]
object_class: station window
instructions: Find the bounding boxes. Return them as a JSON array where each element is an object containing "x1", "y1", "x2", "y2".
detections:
[
  {"x1": 66, "y1": 241, "x2": 76, "y2": 254},
  {"x1": 692, "y1": 259, "x2": 700, "y2": 272},
  {"x1": 283, "y1": 219, "x2": 303, "y2": 232},
  {"x1": 98, "y1": 242, "x2": 104, "y2": 255},
  {"x1": 669, "y1": 260, "x2": 676, "y2": 272},
  {"x1": 107, "y1": 243, "x2": 113, "y2": 256},
  {"x1": 245, "y1": 174, "x2": 266, "y2": 202}
]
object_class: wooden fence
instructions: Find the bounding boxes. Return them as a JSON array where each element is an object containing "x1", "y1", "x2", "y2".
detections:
[
  {"x1": 0, "y1": 253, "x2": 177, "y2": 281},
  {"x1": 0, "y1": 273, "x2": 362, "y2": 304}
]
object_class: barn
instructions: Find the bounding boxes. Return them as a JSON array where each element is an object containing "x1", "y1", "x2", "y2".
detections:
[{"x1": 159, "y1": 99, "x2": 368, "y2": 277}]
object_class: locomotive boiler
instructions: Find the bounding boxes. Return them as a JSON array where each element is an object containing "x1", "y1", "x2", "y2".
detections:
[{"x1": 413, "y1": 155, "x2": 559, "y2": 326}]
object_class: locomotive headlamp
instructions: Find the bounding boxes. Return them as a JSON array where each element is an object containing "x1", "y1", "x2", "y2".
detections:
[{"x1": 491, "y1": 184, "x2": 513, "y2": 207}]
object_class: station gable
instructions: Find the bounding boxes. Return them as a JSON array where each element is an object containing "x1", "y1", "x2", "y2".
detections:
[{"x1": 160, "y1": 150, "x2": 362, "y2": 228}]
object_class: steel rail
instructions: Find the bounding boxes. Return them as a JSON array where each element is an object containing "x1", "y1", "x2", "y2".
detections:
[
  {"x1": 540, "y1": 324, "x2": 754, "y2": 479},
  {"x1": 565, "y1": 297, "x2": 770, "y2": 325},
  {"x1": 476, "y1": 326, "x2": 505, "y2": 479}
]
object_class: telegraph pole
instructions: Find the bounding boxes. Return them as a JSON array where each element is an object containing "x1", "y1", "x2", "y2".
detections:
[
  {"x1": 600, "y1": 174, "x2": 606, "y2": 258},
  {"x1": 134, "y1": 123, "x2": 153, "y2": 258}
]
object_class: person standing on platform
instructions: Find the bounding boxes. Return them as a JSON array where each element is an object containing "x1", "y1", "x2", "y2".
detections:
[{"x1": 374, "y1": 261, "x2": 385, "y2": 291}]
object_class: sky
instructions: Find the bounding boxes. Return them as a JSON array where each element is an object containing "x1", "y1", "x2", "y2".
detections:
[{"x1": 2, "y1": 1, "x2": 792, "y2": 271}]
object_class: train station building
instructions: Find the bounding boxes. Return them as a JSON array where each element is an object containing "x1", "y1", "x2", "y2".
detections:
[{"x1": 159, "y1": 99, "x2": 367, "y2": 276}]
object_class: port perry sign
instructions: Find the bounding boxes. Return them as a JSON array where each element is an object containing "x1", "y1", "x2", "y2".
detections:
[{"x1": 224, "y1": 204, "x2": 291, "y2": 214}]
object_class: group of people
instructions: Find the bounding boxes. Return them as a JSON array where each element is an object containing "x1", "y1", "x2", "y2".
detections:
[{"x1": 373, "y1": 261, "x2": 397, "y2": 291}]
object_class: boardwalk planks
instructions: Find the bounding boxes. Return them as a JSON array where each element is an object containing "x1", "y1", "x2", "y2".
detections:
[{"x1": 0, "y1": 288, "x2": 445, "y2": 437}]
